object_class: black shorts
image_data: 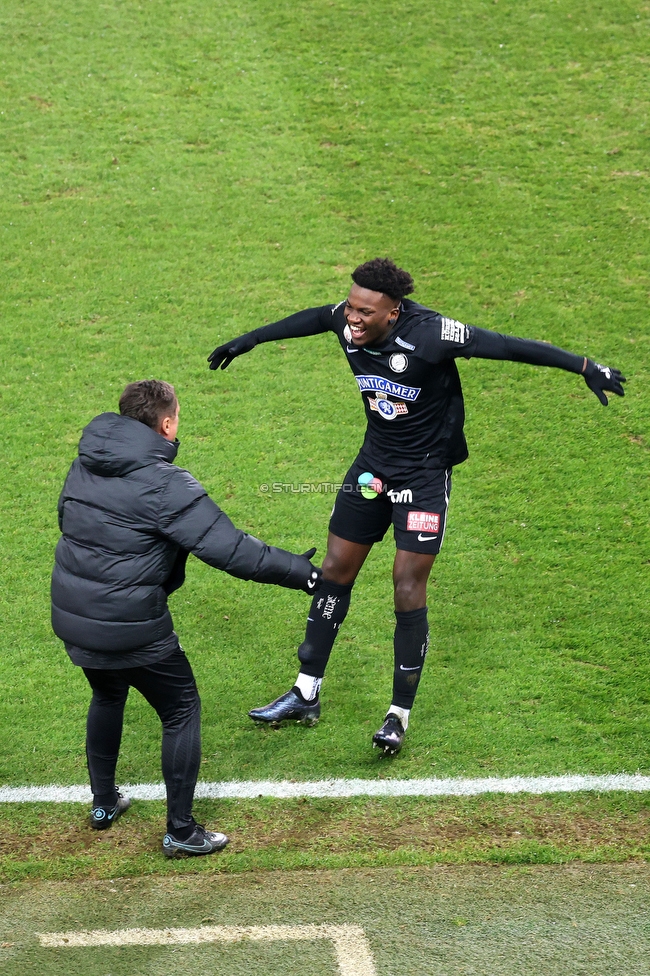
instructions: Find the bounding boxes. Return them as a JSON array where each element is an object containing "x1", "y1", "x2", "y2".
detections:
[{"x1": 329, "y1": 456, "x2": 452, "y2": 554}]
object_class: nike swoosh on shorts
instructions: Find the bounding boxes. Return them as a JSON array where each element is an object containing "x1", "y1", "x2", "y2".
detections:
[{"x1": 417, "y1": 533, "x2": 438, "y2": 542}]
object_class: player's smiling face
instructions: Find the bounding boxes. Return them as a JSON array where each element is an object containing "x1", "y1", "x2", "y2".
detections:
[{"x1": 344, "y1": 284, "x2": 400, "y2": 346}]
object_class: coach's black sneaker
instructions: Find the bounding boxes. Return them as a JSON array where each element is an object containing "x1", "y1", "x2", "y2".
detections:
[
  {"x1": 162, "y1": 823, "x2": 229, "y2": 858},
  {"x1": 372, "y1": 714, "x2": 406, "y2": 755},
  {"x1": 89, "y1": 792, "x2": 131, "y2": 830},
  {"x1": 248, "y1": 688, "x2": 320, "y2": 726}
]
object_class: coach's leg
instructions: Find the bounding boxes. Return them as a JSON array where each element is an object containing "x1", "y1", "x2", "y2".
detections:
[
  {"x1": 83, "y1": 667, "x2": 130, "y2": 807},
  {"x1": 130, "y1": 647, "x2": 202, "y2": 835}
]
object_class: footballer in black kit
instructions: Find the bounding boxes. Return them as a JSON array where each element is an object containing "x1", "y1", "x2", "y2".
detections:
[{"x1": 209, "y1": 258, "x2": 626, "y2": 755}]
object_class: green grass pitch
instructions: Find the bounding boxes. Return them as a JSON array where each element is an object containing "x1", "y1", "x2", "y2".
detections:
[{"x1": 0, "y1": 0, "x2": 648, "y2": 812}]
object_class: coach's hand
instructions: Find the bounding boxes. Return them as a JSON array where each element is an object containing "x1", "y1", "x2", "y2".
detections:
[
  {"x1": 208, "y1": 332, "x2": 258, "y2": 370},
  {"x1": 301, "y1": 548, "x2": 322, "y2": 594},
  {"x1": 583, "y1": 360, "x2": 626, "y2": 406},
  {"x1": 284, "y1": 547, "x2": 322, "y2": 594}
]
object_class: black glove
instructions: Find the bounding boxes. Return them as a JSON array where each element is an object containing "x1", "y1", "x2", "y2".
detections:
[
  {"x1": 208, "y1": 332, "x2": 258, "y2": 370},
  {"x1": 288, "y1": 547, "x2": 322, "y2": 594},
  {"x1": 583, "y1": 360, "x2": 626, "y2": 406}
]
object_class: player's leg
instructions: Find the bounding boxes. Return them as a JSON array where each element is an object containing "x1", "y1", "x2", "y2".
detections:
[
  {"x1": 248, "y1": 533, "x2": 371, "y2": 723},
  {"x1": 372, "y1": 551, "x2": 435, "y2": 755},
  {"x1": 296, "y1": 532, "x2": 371, "y2": 685},
  {"x1": 373, "y1": 467, "x2": 452, "y2": 754},
  {"x1": 129, "y1": 642, "x2": 228, "y2": 857},
  {"x1": 249, "y1": 457, "x2": 392, "y2": 725},
  {"x1": 82, "y1": 667, "x2": 132, "y2": 828}
]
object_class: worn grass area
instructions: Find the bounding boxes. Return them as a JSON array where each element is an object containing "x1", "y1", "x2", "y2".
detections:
[
  {"x1": 0, "y1": 794, "x2": 648, "y2": 882},
  {"x1": 0, "y1": 0, "x2": 649, "y2": 822}
]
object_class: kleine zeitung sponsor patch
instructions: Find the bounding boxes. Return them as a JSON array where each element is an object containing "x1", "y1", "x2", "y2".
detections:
[{"x1": 407, "y1": 511, "x2": 440, "y2": 533}]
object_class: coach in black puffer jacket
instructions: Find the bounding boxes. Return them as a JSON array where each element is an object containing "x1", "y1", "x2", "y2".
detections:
[
  {"x1": 53, "y1": 380, "x2": 320, "y2": 858},
  {"x1": 52, "y1": 411, "x2": 317, "y2": 655}
]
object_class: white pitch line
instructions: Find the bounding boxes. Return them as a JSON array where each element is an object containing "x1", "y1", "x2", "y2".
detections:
[
  {"x1": 2, "y1": 773, "x2": 650, "y2": 804},
  {"x1": 39, "y1": 924, "x2": 377, "y2": 976}
]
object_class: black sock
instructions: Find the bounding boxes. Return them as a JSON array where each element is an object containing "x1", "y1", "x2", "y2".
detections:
[
  {"x1": 392, "y1": 607, "x2": 429, "y2": 709},
  {"x1": 93, "y1": 791, "x2": 119, "y2": 808},
  {"x1": 297, "y1": 579, "x2": 353, "y2": 678},
  {"x1": 167, "y1": 818, "x2": 197, "y2": 840}
]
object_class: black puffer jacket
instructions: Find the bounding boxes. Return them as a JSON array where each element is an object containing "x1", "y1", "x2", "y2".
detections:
[{"x1": 52, "y1": 412, "x2": 312, "y2": 653}]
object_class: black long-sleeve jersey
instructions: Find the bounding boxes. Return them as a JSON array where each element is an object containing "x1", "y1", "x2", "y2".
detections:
[{"x1": 246, "y1": 299, "x2": 585, "y2": 471}]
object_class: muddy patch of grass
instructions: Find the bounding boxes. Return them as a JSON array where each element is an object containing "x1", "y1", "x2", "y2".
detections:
[{"x1": 1, "y1": 795, "x2": 648, "y2": 881}]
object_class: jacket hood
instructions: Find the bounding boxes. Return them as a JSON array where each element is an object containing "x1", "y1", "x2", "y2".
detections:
[{"x1": 78, "y1": 412, "x2": 179, "y2": 477}]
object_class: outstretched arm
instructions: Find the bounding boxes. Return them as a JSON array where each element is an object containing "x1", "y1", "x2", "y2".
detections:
[
  {"x1": 160, "y1": 469, "x2": 322, "y2": 594},
  {"x1": 208, "y1": 306, "x2": 333, "y2": 370},
  {"x1": 461, "y1": 325, "x2": 626, "y2": 406}
]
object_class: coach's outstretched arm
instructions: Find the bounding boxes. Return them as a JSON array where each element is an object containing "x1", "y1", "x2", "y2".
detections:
[
  {"x1": 461, "y1": 327, "x2": 626, "y2": 406},
  {"x1": 160, "y1": 468, "x2": 321, "y2": 593},
  {"x1": 208, "y1": 307, "x2": 332, "y2": 369}
]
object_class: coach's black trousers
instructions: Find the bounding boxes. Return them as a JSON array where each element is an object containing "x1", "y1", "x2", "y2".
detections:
[{"x1": 82, "y1": 645, "x2": 201, "y2": 831}]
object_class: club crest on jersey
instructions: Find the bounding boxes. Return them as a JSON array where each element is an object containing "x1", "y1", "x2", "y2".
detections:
[
  {"x1": 355, "y1": 374, "x2": 420, "y2": 401},
  {"x1": 343, "y1": 324, "x2": 352, "y2": 342},
  {"x1": 440, "y1": 317, "x2": 467, "y2": 343},
  {"x1": 389, "y1": 353, "x2": 408, "y2": 373},
  {"x1": 368, "y1": 392, "x2": 408, "y2": 421}
]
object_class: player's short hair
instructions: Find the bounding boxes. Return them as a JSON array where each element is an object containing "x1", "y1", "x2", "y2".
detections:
[
  {"x1": 351, "y1": 258, "x2": 415, "y2": 302},
  {"x1": 119, "y1": 380, "x2": 178, "y2": 430}
]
